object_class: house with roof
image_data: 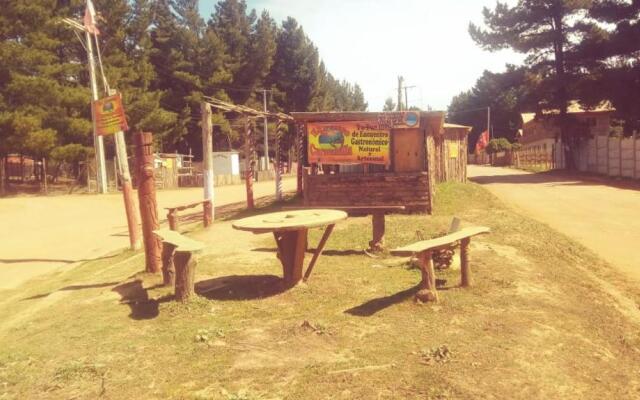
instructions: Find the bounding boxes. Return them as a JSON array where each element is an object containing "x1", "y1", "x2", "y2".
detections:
[{"x1": 517, "y1": 101, "x2": 615, "y2": 154}]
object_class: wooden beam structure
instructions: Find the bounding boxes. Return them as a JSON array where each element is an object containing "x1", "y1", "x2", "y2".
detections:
[{"x1": 201, "y1": 97, "x2": 293, "y2": 211}]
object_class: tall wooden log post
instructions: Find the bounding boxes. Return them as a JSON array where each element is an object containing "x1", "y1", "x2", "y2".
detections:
[
  {"x1": 134, "y1": 131, "x2": 162, "y2": 273},
  {"x1": 244, "y1": 118, "x2": 255, "y2": 209},
  {"x1": 201, "y1": 102, "x2": 214, "y2": 225},
  {"x1": 275, "y1": 120, "x2": 283, "y2": 201},
  {"x1": 115, "y1": 129, "x2": 141, "y2": 250},
  {"x1": 296, "y1": 123, "x2": 304, "y2": 196}
]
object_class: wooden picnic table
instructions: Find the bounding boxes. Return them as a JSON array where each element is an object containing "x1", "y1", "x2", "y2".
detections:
[{"x1": 232, "y1": 209, "x2": 348, "y2": 287}]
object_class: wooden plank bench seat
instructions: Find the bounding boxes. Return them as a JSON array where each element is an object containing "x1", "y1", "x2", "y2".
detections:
[
  {"x1": 390, "y1": 224, "x2": 490, "y2": 302},
  {"x1": 282, "y1": 205, "x2": 406, "y2": 252},
  {"x1": 153, "y1": 229, "x2": 206, "y2": 302},
  {"x1": 165, "y1": 199, "x2": 213, "y2": 231}
]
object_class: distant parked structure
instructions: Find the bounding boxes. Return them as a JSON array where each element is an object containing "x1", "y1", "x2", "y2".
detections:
[{"x1": 518, "y1": 101, "x2": 614, "y2": 154}]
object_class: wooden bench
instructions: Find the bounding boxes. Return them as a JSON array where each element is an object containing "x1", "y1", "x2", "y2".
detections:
[
  {"x1": 283, "y1": 205, "x2": 405, "y2": 252},
  {"x1": 390, "y1": 223, "x2": 490, "y2": 302},
  {"x1": 165, "y1": 199, "x2": 213, "y2": 231},
  {"x1": 154, "y1": 229, "x2": 206, "y2": 302}
]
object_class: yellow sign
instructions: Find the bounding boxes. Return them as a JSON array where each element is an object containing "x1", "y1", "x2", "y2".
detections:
[
  {"x1": 308, "y1": 121, "x2": 390, "y2": 165},
  {"x1": 93, "y1": 93, "x2": 128, "y2": 136},
  {"x1": 448, "y1": 142, "x2": 459, "y2": 159}
]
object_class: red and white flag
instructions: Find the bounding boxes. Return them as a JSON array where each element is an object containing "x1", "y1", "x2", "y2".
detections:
[
  {"x1": 475, "y1": 130, "x2": 489, "y2": 153},
  {"x1": 84, "y1": 0, "x2": 100, "y2": 35}
]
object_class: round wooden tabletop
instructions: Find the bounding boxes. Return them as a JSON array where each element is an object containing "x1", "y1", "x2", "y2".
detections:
[{"x1": 232, "y1": 209, "x2": 348, "y2": 233}]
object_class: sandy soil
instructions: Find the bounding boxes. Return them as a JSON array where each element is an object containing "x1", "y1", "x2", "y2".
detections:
[
  {"x1": 0, "y1": 177, "x2": 296, "y2": 289},
  {"x1": 469, "y1": 165, "x2": 640, "y2": 280}
]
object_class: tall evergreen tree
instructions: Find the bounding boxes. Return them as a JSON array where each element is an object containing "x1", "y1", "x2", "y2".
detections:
[
  {"x1": 0, "y1": 0, "x2": 90, "y2": 166},
  {"x1": 573, "y1": 0, "x2": 640, "y2": 133},
  {"x1": 470, "y1": 0, "x2": 593, "y2": 168},
  {"x1": 269, "y1": 17, "x2": 319, "y2": 112}
]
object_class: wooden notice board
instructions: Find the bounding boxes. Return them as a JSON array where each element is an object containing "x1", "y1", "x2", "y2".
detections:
[{"x1": 393, "y1": 129, "x2": 425, "y2": 172}]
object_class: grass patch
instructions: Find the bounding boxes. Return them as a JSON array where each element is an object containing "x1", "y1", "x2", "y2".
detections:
[{"x1": 1, "y1": 182, "x2": 640, "y2": 399}]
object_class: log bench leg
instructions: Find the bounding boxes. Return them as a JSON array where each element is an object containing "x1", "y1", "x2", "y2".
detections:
[
  {"x1": 460, "y1": 237, "x2": 471, "y2": 287},
  {"x1": 161, "y1": 242, "x2": 177, "y2": 287},
  {"x1": 369, "y1": 212, "x2": 385, "y2": 252},
  {"x1": 174, "y1": 250, "x2": 197, "y2": 302},
  {"x1": 167, "y1": 209, "x2": 179, "y2": 231},
  {"x1": 416, "y1": 250, "x2": 438, "y2": 303}
]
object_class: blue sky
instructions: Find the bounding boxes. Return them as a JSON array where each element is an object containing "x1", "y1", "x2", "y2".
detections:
[{"x1": 199, "y1": 0, "x2": 524, "y2": 111}]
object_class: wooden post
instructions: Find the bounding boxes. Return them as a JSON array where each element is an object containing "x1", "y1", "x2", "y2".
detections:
[
  {"x1": 275, "y1": 120, "x2": 283, "y2": 201},
  {"x1": 460, "y1": 238, "x2": 471, "y2": 287},
  {"x1": 633, "y1": 133, "x2": 637, "y2": 180},
  {"x1": 202, "y1": 201, "x2": 212, "y2": 227},
  {"x1": 174, "y1": 251, "x2": 196, "y2": 302},
  {"x1": 41, "y1": 157, "x2": 48, "y2": 194},
  {"x1": 114, "y1": 127, "x2": 141, "y2": 251},
  {"x1": 161, "y1": 242, "x2": 177, "y2": 287},
  {"x1": 0, "y1": 156, "x2": 5, "y2": 196},
  {"x1": 369, "y1": 212, "x2": 385, "y2": 252},
  {"x1": 296, "y1": 123, "x2": 304, "y2": 195},
  {"x1": 201, "y1": 102, "x2": 214, "y2": 224},
  {"x1": 167, "y1": 209, "x2": 179, "y2": 231},
  {"x1": 244, "y1": 118, "x2": 255, "y2": 210},
  {"x1": 134, "y1": 131, "x2": 162, "y2": 274},
  {"x1": 416, "y1": 251, "x2": 438, "y2": 303}
]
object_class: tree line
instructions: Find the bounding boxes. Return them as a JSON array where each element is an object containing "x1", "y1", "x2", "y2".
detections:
[
  {"x1": 0, "y1": 0, "x2": 367, "y2": 172},
  {"x1": 449, "y1": 0, "x2": 639, "y2": 165}
]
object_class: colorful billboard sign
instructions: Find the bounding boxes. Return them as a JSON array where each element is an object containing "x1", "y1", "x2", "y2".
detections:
[
  {"x1": 308, "y1": 121, "x2": 390, "y2": 165},
  {"x1": 93, "y1": 93, "x2": 128, "y2": 136}
]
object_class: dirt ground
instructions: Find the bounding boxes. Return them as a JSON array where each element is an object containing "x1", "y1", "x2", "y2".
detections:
[
  {"x1": 1, "y1": 182, "x2": 640, "y2": 399},
  {"x1": 468, "y1": 165, "x2": 640, "y2": 281},
  {"x1": 0, "y1": 177, "x2": 296, "y2": 289}
]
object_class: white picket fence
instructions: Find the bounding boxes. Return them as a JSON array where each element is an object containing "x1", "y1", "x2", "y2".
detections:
[{"x1": 574, "y1": 135, "x2": 640, "y2": 179}]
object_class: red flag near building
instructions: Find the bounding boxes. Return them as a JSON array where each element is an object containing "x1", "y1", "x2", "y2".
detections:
[
  {"x1": 475, "y1": 130, "x2": 489, "y2": 153},
  {"x1": 84, "y1": 0, "x2": 100, "y2": 35}
]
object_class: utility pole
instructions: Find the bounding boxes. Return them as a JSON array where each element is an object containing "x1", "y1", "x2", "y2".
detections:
[
  {"x1": 397, "y1": 76, "x2": 404, "y2": 111},
  {"x1": 262, "y1": 90, "x2": 270, "y2": 169},
  {"x1": 403, "y1": 85, "x2": 416, "y2": 110},
  {"x1": 85, "y1": 26, "x2": 108, "y2": 194},
  {"x1": 201, "y1": 102, "x2": 214, "y2": 225}
]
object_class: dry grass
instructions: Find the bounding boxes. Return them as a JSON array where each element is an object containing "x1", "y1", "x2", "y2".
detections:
[{"x1": 1, "y1": 182, "x2": 640, "y2": 399}]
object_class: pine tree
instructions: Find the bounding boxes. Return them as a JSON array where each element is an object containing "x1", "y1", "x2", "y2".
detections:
[
  {"x1": 470, "y1": 0, "x2": 593, "y2": 168},
  {"x1": 269, "y1": 17, "x2": 319, "y2": 112},
  {"x1": 0, "y1": 0, "x2": 91, "y2": 167},
  {"x1": 573, "y1": 0, "x2": 640, "y2": 133}
]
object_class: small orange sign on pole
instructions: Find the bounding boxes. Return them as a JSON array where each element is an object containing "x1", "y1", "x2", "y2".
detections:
[{"x1": 93, "y1": 93, "x2": 128, "y2": 136}]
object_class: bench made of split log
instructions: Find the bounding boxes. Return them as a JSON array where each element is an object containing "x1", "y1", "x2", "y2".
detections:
[
  {"x1": 165, "y1": 200, "x2": 213, "y2": 231},
  {"x1": 154, "y1": 229, "x2": 206, "y2": 302},
  {"x1": 390, "y1": 225, "x2": 490, "y2": 302},
  {"x1": 283, "y1": 205, "x2": 406, "y2": 252}
]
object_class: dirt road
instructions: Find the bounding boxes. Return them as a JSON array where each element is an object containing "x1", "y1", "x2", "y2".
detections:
[
  {"x1": 0, "y1": 178, "x2": 296, "y2": 289},
  {"x1": 469, "y1": 165, "x2": 640, "y2": 280}
]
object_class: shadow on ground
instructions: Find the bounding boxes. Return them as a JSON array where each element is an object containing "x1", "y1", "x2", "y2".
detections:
[
  {"x1": 470, "y1": 169, "x2": 640, "y2": 191},
  {"x1": 23, "y1": 281, "x2": 121, "y2": 300},
  {"x1": 195, "y1": 274, "x2": 285, "y2": 300},
  {"x1": 112, "y1": 280, "x2": 171, "y2": 320},
  {"x1": 345, "y1": 284, "x2": 420, "y2": 316},
  {"x1": 1, "y1": 254, "x2": 119, "y2": 265}
]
